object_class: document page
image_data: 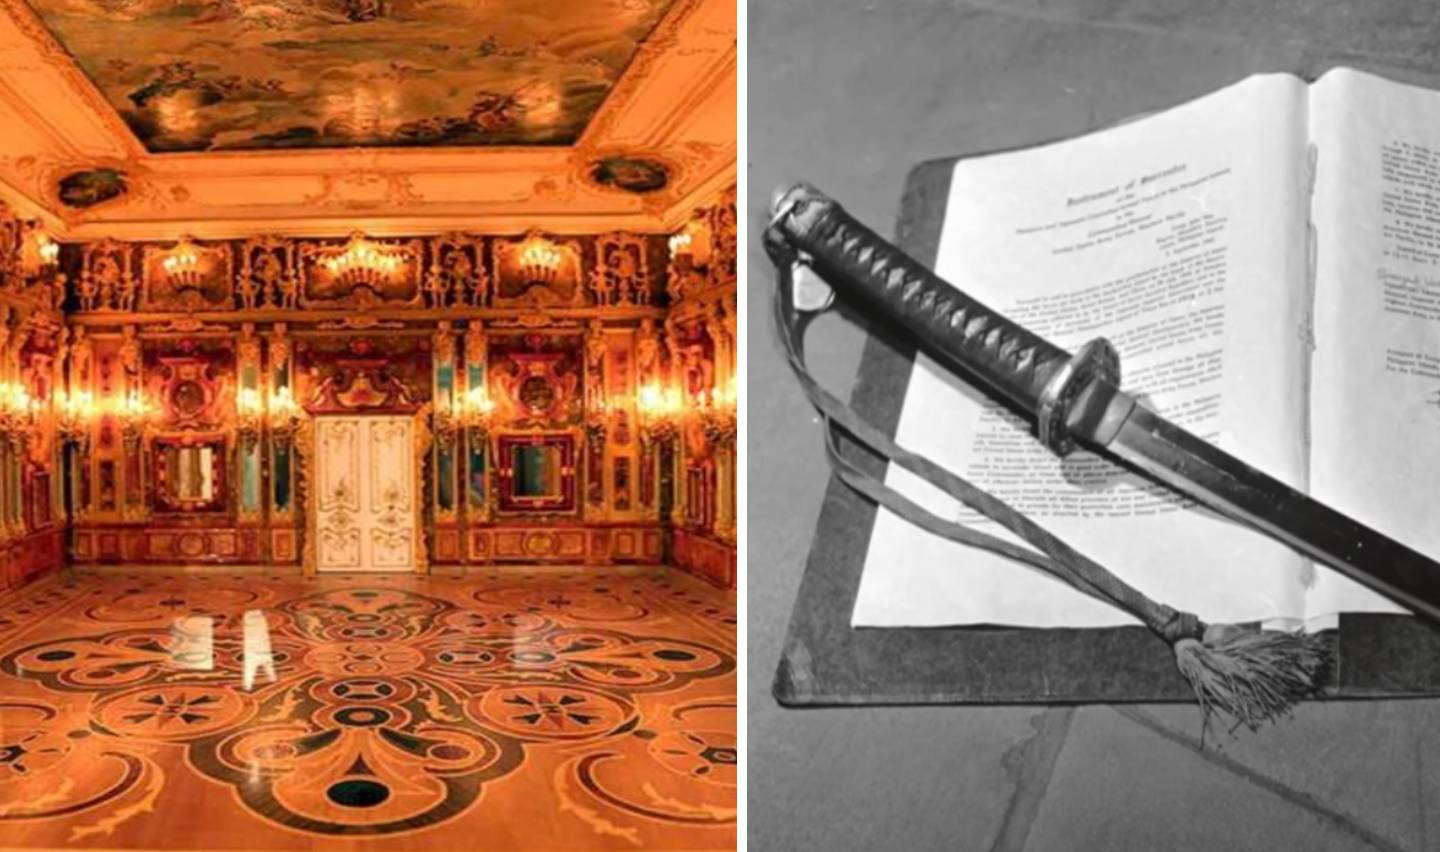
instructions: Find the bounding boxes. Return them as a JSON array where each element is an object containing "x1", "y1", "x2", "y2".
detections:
[
  {"x1": 1305, "y1": 69, "x2": 1440, "y2": 618},
  {"x1": 853, "y1": 74, "x2": 1314, "y2": 628}
]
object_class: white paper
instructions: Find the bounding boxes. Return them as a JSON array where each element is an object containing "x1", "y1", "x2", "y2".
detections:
[
  {"x1": 853, "y1": 74, "x2": 1315, "y2": 628},
  {"x1": 1304, "y1": 69, "x2": 1440, "y2": 617}
]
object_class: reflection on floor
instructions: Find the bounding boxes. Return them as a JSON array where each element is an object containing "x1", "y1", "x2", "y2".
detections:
[{"x1": 0, "y1": 568, "x2": 736, "y2": 850}]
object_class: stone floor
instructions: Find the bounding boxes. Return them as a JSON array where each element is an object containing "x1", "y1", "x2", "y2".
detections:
[
  {"x1": 748, "y1": 2, "x2": 1440, "y2": 849},
  {"x1": 0, "y1": 567, "x2": 736, "y2": 850}
]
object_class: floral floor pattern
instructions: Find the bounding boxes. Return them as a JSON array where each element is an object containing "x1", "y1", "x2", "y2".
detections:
[{"x1": 0, "y1": 568, "x2": 736, "y2": 850}]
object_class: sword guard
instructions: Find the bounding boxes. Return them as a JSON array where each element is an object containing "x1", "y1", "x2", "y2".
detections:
[{"x1": 1037, "y1": 337, "x2": 1121, "y2": 456}]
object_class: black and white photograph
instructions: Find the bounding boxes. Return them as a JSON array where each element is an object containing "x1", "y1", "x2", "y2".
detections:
[{"x1": 749, "y1": 2, "x2": 1440, "y2": 850}]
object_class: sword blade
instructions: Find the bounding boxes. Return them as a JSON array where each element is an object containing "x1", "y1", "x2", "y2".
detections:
[{"x1": 1107, "y1": 404, "x2": 1440, "y2": 623}]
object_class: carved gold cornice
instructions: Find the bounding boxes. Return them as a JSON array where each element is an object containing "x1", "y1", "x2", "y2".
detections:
[{"x1": 68, "y1": 305, "x2": 668, "y2": 328}]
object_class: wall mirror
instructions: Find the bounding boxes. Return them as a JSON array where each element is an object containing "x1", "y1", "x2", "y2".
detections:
[
  {"x1": 513, "y1": 444, "x2": 563, "y2": 498},
  {"x1": 496, "y1": 433, "x2": 576, "y2": 514},
  {"x1": 154, "y1": 436, "x2": 227, "y2": 512}
]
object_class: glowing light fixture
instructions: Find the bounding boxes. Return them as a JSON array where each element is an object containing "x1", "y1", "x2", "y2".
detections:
[
  {"x1": 459, "y1": 384, "x2": 497, "y2": 433},
  {"x1": 162, "y1": 237, "x2": 203, "y2": 289},
  {"x1": 268, "y1": 385, "x2": 301, "y2": 430},
  {"x1": 236, "y1": 387, "x2": 263, "y2": 437},
  {"x1": 56, "y1": 388, "x2": 95, "y2": 440},
  {"x1": 117, "y1": 388, "x2": 156, "y2": 431},
  {"x1": 667, "y1": 231, "x2": 693, "y2": 260},
  {"x1": 517, "y1": 235, "x2": 562, "y2": 284},
  {"x1": 322, "y1": 232, "x2": 402, "y2": 287},
  {"x1": 637, "y1": 380, "x2": 684, "y2": 444}
]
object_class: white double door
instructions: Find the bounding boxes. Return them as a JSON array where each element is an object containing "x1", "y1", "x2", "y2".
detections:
[{"x1": 314, "y1": 415, "x2": 417, "y2": 572}]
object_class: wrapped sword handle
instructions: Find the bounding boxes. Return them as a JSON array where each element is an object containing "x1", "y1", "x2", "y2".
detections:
[{"x1": 765, "y1": 182, "x2": 1131, "y2": 455}]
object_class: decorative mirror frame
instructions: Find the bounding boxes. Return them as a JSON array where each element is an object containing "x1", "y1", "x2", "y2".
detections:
[
  {"x1": 494, "y1": 431, "x2": 578, "y2": 515},
  {"x1": 151, "y1": 432, "x2": 228, "y2": 514}
]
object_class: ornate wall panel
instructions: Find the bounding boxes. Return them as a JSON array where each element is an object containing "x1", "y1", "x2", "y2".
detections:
[
  {"x1": 0, "y1": 201, "x2": 66, "y2": 588},
  {"x1": 37, "y1": 196, "x2": 731, "y2": 577},
  {"x1": 139, "y1": 239, "x2": 233, "y2": 311},
  {"x1": 298, "y1": 234, "x2": 426, "y2": 310},
  {"x1": 662, "y1": 187, "x2": 737, "y2": 587},
  {"x1": 491, "y1": 233, "x2": 586, "y2": 308}
]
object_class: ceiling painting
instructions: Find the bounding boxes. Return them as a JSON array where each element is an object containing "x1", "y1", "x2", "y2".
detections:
[
  {"x1": 590, "y1": 156, "x2": 668, "y2": 193},
  {"x1": 22, "y1": 0, "x2": 680, "y2": 153}
]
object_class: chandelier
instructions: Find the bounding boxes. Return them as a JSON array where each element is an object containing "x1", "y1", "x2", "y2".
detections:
[{"x1": 322, "y1": 232, "x2": 402, "y2": 288}]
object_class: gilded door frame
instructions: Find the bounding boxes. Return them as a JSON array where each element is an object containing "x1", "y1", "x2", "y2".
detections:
[{"x1": 299, "y1": 404, "x2": 432, "y2": 577}]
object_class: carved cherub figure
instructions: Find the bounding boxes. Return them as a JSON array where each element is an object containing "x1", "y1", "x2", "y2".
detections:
[
  {"x1": 446, "y1": 249, "x2": 476, "y2": 305},
  {"x1": 425, "y1": 268, "x2": 449, "y2": 308},
  {"x1": 92, "y1": 255, "x2": 120, "y2": 309},
  {"x1": 69, "y1": 326, "x2": 92, "y2": 387},
  {"x1": 635, "y1": 317, "x2": 660, "y2": 382},
  {"x1": 250, "y1": 252, "x2": 283, "y2": 307},
  {"x1": 114, "y1": 269, "x2": 138, "y2": 311},
  {"x1": 278, "y1": 273, "x2": 299, "y2": 309},
  {"x1": 118, "y1": 325, "x2": 141, "y2": 381},
  {"x1": 77, "y1": 273, "x2": 99, "y2": 311}
]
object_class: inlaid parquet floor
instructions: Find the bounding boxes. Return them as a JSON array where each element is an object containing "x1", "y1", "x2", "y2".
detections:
[{"x1": 0, "y1": 568, "x2": 737, "y2": 850}]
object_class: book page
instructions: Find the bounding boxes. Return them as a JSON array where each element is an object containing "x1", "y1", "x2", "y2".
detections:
[
  {"x1": 1304, "y1": 69, "x2": 1440, "y2": 618},
  {"x1": 853, "y1": 73, "x2": 1314, "y2": 628}
]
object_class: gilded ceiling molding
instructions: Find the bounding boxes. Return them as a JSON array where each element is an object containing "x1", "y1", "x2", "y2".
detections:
[
  {"x1": 301, "y1": 173, "x2": 425, "y2": 212},
  {"x1": 578, "y1": 0, "x2": 706, "y2": 145},
  {"x1": 0, "y1": 0, "x2": 146, "y2": 157}
]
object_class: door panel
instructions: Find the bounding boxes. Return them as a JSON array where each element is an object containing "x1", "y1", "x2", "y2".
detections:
[{"x1": 315, "y1": 416, "x2": 414, "y2": 572}]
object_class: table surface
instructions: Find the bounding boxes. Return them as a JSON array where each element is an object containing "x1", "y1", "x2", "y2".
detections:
[{"x1": 746, "y1": 2, "x2": 1440, "y2": 849}]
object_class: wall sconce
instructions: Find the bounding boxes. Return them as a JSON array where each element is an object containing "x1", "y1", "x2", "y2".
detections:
[
  {"x1": 518, "y1": 236, "x2": 562, "y2": 285},
  {"x1": 458, "y1": 385, "x2": 497, "y2": 437},
  {"x1": 162, "y1": 237, "x2": 203, "y2": 290},
  {"x1": 236, "y1": 387, "x2": 263, "y2": 439},
  {"x1": 322, "y1": 232, "x2": 401, "y2": 288},
  {"x1": 22, "y1": 229, "x2": 59, "y2": 277},
  {"x1": 117, "y1": 388, "x2": 155, "y2": 434},
  {"x1": 668, "y1": 231, "x2": 693, "y2": 267},
  {"x1": 0, "y1": 382, "x2": 38, "y2": 434},
  {"x1": 667, "y1": 223, "x2": 708, "y2": 299},
  {"x1": 56, "y1": 389, "x2": 94, "y2": 442},
  {"x1": 267, "y1": 386, "x2": 303, "y2": 435},
  {"x1": 637, "y1": 380, "x2": 683, "y2": 445},
  {"x1": 699, "y1": 375, "x2": 738, "y2": 445}
]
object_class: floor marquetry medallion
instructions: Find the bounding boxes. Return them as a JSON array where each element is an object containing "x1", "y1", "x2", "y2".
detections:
[{"x1": 0, "y1": 569, "x2": 736, "y2": 850}]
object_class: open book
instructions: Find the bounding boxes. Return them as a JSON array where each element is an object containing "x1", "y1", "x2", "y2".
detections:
[{"x1": 854, "y1": 68, "x2": 1440, "y2": 632}]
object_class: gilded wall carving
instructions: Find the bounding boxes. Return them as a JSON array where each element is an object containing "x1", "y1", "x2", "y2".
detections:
[
  {"x1": 0, "y1": 185, "x2": 735, "y2": 583},
  {"x1": 0, "y1": 201, "x2": 66, "y2": 589},
  {"x1": 65, "y1": 231, "x2": 670, "y2": 314}
]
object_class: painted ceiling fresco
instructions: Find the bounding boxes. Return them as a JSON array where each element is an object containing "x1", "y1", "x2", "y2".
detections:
[{"x1": 24, "y1": 0, "x2": 679, "y2": 153}]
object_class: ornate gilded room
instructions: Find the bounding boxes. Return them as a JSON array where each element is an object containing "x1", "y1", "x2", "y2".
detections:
[{"x1": 0, "y1": 0, "x2": 736, "y2": 848}]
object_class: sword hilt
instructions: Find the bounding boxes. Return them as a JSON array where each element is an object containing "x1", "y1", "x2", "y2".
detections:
[{"x1": 766, "y1": 182, "x2": 1129, "y2": 454}]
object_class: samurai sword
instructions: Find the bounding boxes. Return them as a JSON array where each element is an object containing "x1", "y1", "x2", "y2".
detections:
[{"x1": 765, "y1": 182, "x2": 1440, "y2": 625}]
